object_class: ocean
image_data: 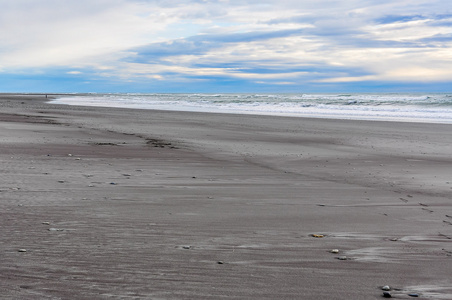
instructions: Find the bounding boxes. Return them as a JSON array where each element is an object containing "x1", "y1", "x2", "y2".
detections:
[{"x1": 50, "y1": 93, "x2": 452, "y2": 124}]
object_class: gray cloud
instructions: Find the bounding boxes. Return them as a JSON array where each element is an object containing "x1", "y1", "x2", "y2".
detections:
[{"x1": 128, "y1": 28, "x2": 305, "y2": 63}]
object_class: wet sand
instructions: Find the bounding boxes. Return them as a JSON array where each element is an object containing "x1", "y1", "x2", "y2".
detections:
[{"x1": 1, "y1": 94, "x2": 451, "y2": 299}]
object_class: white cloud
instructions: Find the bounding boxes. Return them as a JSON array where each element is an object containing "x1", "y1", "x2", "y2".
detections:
[
  {"x1": 314, "y1": 75, "x2": 378, "y2": 83},
  {"x1": 365, "y1": 19, "x2": 452, "y2": 41},
  {"x1": 0, "y1": 0, "x2": 194, "y2": 69}
]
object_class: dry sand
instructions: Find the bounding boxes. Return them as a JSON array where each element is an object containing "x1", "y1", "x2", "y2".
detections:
[{"x1": 1, "y1": 94, "x2": 451, "y2": 299}]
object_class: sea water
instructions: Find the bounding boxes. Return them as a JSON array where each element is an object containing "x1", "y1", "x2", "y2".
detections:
[{"x1": 50, "y1": 93, "x2": 452, "y2": 124}]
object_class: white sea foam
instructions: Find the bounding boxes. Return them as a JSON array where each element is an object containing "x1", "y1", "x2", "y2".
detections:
[{"x1": 49, "y1": 93, "x2": 452, "y2": 124}]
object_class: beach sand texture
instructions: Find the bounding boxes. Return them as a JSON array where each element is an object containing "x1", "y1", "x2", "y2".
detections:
[{"x1": 1, "y1": 95, "x2": 451, "y2": 299}]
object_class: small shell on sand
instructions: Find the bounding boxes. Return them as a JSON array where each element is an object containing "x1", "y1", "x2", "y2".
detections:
[
  {"x1": 330, "y1": 249, "x2": 339, "y2": 253},
  {"x1": 311, "y1": 234, "x2": 324, "y2": 238}
]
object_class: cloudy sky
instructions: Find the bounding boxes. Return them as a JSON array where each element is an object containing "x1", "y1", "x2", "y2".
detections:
[{"x1": 1, "y1": 0, "x2": 451, "y2": 93}]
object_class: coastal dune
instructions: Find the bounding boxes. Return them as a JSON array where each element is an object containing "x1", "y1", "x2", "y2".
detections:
[{"x1": 1, "y1": 95, "x2": 451, "y2": 299}]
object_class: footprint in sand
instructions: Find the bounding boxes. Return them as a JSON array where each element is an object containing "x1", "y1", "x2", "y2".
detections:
[
  {"x1": 438, "y1": 233, "x2": 452, "y2": 239},
  {"x1": 418, "y1": 202, "x2": 435, "y2": 213}
]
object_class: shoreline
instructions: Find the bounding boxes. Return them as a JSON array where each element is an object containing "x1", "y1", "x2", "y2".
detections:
[
  {"x1": 1, "y1": 95, "x2": 452, "y2": 299},
  {"x1": 4, "y1": 92, "x2": 452, "y2": 125},
  {"x1": 48, "y1": 92, "x2": 452, "y2": 125}
]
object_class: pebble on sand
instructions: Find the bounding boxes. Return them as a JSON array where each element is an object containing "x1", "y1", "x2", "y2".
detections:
[
  {"x1": 311, "y1": 234, "x2": 324, "y2": 238},
  {"x1": 337, "y1": 256, "x2": 348, "y2": 260},
  {"x1": 48, "y1": 228, "x2": 64, "y2": 231},
  {"x1": 381, "y1": 285, "x2": 391, "y2": 291},
  {"x1": 18, "y1": 249, "x2": 27, "y2": 252},
  {"x1": 382, "y1": 291, "x2": 392, "y2": 298},
  {"x1": 330, "y1": 249, "x2": 339, "y2": 253},
  {"x1": 182, "y1": 246, "x2": 191, "y2": 249}
]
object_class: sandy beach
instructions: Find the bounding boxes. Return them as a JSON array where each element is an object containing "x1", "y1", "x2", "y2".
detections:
[{"x1": 1, "y1": 94, "x2": 451, "y2": 299}]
